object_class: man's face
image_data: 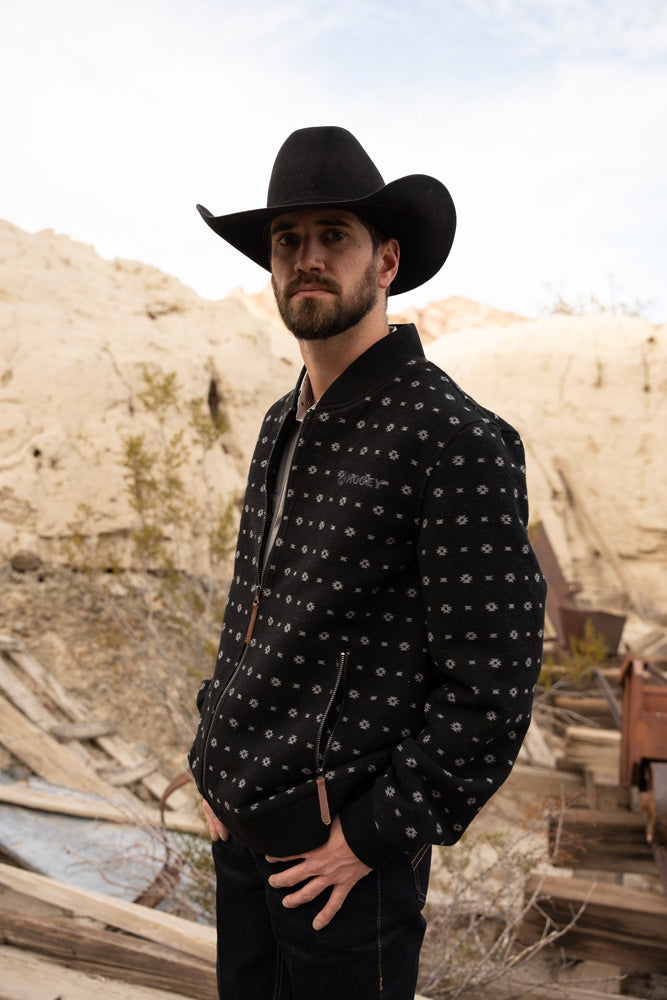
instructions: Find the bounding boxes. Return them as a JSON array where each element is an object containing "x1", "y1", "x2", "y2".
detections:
[{"x1": 269, "y1": 208, "x2": 383, "y2": 341}]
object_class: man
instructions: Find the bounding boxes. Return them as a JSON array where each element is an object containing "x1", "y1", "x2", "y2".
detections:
[{"x1": 189, "y1": 126, "x2": 546, "y2": 1000}]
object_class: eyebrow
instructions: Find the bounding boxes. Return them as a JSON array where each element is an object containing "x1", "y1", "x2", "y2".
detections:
[{"x1": 270, "y1": 215, "x2": 353, "y2": 235}]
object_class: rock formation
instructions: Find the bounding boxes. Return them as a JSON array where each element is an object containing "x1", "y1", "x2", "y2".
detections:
[{"x1": 1, "y1": 219, "x2": 665, "y2": 621}]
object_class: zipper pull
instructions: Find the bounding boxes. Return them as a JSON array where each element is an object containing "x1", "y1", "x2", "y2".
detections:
[
  {"x1": 316, "y1": 774, "x2": 332, "y2": 825},
  {"x1": 245, "y1": 595, "x2": 260, "y2": 645}
]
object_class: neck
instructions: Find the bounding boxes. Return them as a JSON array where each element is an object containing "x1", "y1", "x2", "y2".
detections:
[{"x1": 297, "y1": 304, "x2": 390, "y2": 402}]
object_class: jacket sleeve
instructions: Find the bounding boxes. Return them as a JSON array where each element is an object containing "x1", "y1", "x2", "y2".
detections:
[{"x1": 340, "y1": 417, "x2": 546, "y2": 866}]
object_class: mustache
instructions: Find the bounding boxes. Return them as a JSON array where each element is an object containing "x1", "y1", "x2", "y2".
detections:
[{"x1": 284, "y1": 276, "x2": 340, "y2": 297}]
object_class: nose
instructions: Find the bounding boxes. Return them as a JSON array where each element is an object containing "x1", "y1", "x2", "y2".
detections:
[{"x1": 295, "y1": 235, "x2": 324, "y2": 274}]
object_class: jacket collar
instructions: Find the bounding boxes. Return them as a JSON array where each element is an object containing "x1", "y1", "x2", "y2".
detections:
[{"x1": 290, "y1": 324, "x2": 425, "y2": 414}]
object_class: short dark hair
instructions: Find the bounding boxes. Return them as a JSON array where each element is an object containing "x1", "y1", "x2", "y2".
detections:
[{"x1": 356, "y1": 214, "x2": 391, "y2": 254}]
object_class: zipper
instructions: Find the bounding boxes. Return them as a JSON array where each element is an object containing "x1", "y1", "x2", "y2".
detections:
[
  {"x1": 198, "y1": 403, "x2": 306, "y2": 794},
  {"x1": 314, "y1": 649, "x2": 350, "y2": 826}
]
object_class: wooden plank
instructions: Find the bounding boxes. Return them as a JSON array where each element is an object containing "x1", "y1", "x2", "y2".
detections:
[
  {"x1": 99, "y1": 759, "x2": 160, "y2": 786},
  {"x1": 465, "y1": 979, "x2": 646, "y2": 1000},
  {"x1": 0, "y1": 691, "x2": 118, "y2": 798},
  {"x1": 520, "y1": 873, "x2": 667, "y2": 973},
  {"x1": 560, "y1": 727, "x2": 621, "y2": 784},
  {"x1": 549, "y1": 808, "x2": 655, "y2": 873},
  {"x1": 0, "y1": 863, "x2": 216, "y2": 963},
  {"x1": 0, "y1": 783, "x2": 205, "y2": 834},
  {"x1": 502, "y1": 763, "x2": 584, "y2": 801},
  {"x1": 0, "y1": 651, "x2": 144, "y2": 812},
  {"x1": 0, "y1": 944, "x2": 191, "y2": 1000},
  {"x1": 7, "y1": 648, "x2": 192, "y2": 811},
  {"x1": 0, "y1": 656, "x2": 55, "y2": 731},
  {"x1": 0, "y1": 910, "x2": 217, "y2": 1000},
  {"x1": 49, "y1": 719, "x2": 116, "y2": 741},
  {"x1": 520, "y1": 718, "x2": 556, "y2": 768}
]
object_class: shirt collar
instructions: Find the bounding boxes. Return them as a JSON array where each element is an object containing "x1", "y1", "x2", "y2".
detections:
[{"x1": 296, "y1": 372, "x2": 316, "y2": 422}]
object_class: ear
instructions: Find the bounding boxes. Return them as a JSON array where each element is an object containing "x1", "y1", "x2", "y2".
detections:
[{"x1": 377, "y1": 239, "x2": 400, "y2": 291}]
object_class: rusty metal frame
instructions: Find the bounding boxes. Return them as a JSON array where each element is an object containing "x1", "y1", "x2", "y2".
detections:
[{"x1": 619, "y1": 656, "x2": 667, "y2": 787}]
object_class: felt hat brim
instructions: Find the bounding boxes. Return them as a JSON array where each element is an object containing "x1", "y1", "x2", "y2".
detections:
[{"x1": 196, "y1": 128, "x2": 456, "y2": 296}]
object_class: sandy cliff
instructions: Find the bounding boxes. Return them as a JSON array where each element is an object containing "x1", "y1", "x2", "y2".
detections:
[{"x1": 1, "y1": 219, "x2": 665, "y2": 619}]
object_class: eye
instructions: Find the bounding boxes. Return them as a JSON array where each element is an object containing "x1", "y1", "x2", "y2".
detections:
[
  {"x1": 324, "y1": 229, "x2": 346, "y2": 243},
  {"x1": 275, "y1": 232, "x2": 298, "y2": 247}
]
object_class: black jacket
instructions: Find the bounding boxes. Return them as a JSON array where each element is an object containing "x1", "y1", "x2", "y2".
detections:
[{"x1": 189, "y1": 325, "x2": 546, "y2": 867}]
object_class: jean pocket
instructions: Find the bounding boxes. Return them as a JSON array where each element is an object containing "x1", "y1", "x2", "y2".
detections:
[{"x1": 410, "y1": 844, "x2": 431, "y2": 907}]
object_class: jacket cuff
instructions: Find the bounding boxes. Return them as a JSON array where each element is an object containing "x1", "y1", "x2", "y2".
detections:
[{"x1": 339, "y1": 792, "x2": 398, "y2": 868}]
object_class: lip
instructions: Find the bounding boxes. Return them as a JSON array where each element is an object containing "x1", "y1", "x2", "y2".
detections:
[{"x1": 291, "y1": 287, "x2": 333, "y2": 298}]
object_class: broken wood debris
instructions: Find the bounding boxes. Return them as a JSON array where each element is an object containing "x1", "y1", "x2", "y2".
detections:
[
  {"x1": 0, "y1": 782, "x2": 204, "y2": 834},
  {"x1": 0, "y1": 909, "x2": 217, "y2": 1000},
  {"x1": 0, "y1": 639, "x2": 192, "y2": 811},
  {"x1": 548, "y1": 808, "x2": 656, "y2": 874},
  {"x1": 0, "y1": 863, "x2": 215, "y2": 963},
  {"x1": 519, "y1": 874, "x2": 667, "y2": 974},
  {"x1": 49, "y1": 718, "x2": 116, "y2": 742}
]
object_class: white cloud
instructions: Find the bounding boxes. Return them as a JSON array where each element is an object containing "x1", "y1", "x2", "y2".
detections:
[{"x1": 1, "y1": 0, "x2": 665, "y2": 319}]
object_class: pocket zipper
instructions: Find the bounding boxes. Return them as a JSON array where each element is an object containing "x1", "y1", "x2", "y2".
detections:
[{"x1": 314, "y1": 649, "x2": 349, "y2": 826}]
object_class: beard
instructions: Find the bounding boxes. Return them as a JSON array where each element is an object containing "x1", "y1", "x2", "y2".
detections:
[{"x1": 271, "y1": 258, "x2": 380, "y2": 341}]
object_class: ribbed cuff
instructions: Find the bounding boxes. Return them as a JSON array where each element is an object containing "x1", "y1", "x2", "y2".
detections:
[{"x1": 339, "y1": 792, "x2": 398, "y2": 869}]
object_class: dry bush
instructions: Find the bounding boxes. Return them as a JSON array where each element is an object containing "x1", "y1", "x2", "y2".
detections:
[{"x1": 417, "y1": 797, "x2": 580, "y2": 999}]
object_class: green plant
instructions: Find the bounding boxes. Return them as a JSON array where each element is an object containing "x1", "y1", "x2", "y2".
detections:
[
  {"x1": 64, "y1": 366, "x2": 238, "y2": 743},
  {"x1": 539, "y1": 618, "x2": 608, "y2": 690}
]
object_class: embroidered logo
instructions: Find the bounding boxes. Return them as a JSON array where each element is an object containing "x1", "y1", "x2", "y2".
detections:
[{"x1": 337, "y1": 470, "x2": 388, "y2": 490}]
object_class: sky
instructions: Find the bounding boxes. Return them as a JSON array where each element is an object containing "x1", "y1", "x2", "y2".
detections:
[{"x1": 2, "y1": 0, "x2": 666, "y2": 320}]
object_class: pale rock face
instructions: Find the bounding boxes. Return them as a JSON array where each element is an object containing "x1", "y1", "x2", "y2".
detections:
[
  {"x1": 1, "y1": 220, "x2": 665, "y2": 621},
  {"x1": 427, "y1": 317, "x2": 667, "y2": 621},
  {"x1": 0, "y1": 220, "x2": 302, "y2": 572}
]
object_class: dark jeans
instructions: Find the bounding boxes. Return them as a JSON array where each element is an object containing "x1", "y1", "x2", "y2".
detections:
[{"x1": 212, "y1": 835, "x2": 431, "y2": 1000}]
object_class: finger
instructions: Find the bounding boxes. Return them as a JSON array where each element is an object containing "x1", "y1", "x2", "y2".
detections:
[
  {"x1": 267, "y1": 860, "x2": 309, "y2": 889},
  {"x1": 202, "y1": 800, "x2": 229, "y2": 841},
  {"x1": 281, "y1": 876, "x2": 328, "y2": 910},
  {"x1": 265, "y1": 853, "x2": 305, "y2": 863},
  {"x1": 312, "y1": 885, "x2": 350, "y2": 931}
]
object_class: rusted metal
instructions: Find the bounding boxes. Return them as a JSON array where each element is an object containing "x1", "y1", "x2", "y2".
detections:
[
  {"x1": 619, "y1": 656, "x2": 667, "y2": 788},
  {"x1": 528, "y1": 521, "x2": 582, "y2": 650},
  {"x1": 528, "y1": 521, "x2": 626, "y2": 654},
  {"x1": 639, "y1": 762, "x2": 667, "y2": 898},
  {"x1": 558, "y1": 605, "x2": 626, "y2": 657},
  {"x1": 621, "y1": 659, "x2": 667, "y2": 898}
]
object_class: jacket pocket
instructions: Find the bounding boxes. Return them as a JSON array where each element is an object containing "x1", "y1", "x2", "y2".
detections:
[{"x1": 314, "y1": 648, "x2": 349, "y2": 825}]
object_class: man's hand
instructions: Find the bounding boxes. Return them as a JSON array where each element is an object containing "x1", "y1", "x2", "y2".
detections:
[
  {"x1": 265, "y1": 815, "x2": 371, "y2": 931},
  {"x1": 202, "y1": 798, "x2": 230, "y2": 841}
]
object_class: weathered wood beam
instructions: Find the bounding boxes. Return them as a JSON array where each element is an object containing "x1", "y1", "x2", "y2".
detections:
[
  {"x1": 0, "y1": 910, "x2": 217, "y2": 1000},
  {"x1": 0, "y1": 783, "x2": 205, "y2": 834},
  {"x1": 0, "y1": 943, "x2": 189, "y2": 1000},
  {"x1": 549, "y1": 808, "x2": 655, "y2": 874},
  {"x1": 49, "y1": 719, "x2": 116, "y2": 741},
  {"x1": 559, "y1": 726, "x2": 621, "y2": 785},
  {"x1": 7, "y1": 648, "x2": 192, "y2": 811},
  {"x1": 97, "y1": 758, "x2": 160, "y2": 786},
  {"x1": 520, "y1": 874, "x2": 667, "y2": 973},
  {"x1": 0, "y1": 863, "x2": 216, "y2": 963},
  {"x1": 0, "y1": 691, "x2": 117, "y2": 799},
  {"x1": 501, "y1": 763, "x2": 584, "y2": 802}
]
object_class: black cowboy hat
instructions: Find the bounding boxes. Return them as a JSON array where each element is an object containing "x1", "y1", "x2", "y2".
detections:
[{"x1": 196, "y1": 126, "x2": 456, "y2": 296}]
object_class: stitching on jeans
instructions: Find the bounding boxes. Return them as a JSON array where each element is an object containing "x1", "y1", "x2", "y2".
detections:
[
  {"x1": 410, "y1": 844, "x2": 429, "y2": 871},
  {"x1": 376, "y1": 869, "x2": 383, "y2": 992},
  {"x1": 411, "y1": 844, "x2": 429, "y2": 905},
  {"x1": 272, "y1": 947, "x2": 284, "y2": 1000}
]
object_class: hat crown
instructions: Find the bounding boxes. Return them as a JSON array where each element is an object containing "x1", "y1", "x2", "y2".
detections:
[{"x1": 267, "y1": 127, "x2": 385, "y2": 209}]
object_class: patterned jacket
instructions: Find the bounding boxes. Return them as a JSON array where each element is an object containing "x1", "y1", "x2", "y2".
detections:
[{"x1": 189, "y1": 324, "x2": 546, "y2": 868}]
